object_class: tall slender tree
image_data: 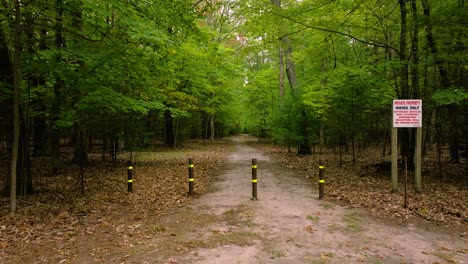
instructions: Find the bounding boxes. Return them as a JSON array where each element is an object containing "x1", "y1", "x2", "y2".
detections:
[
  {"x1": 271, "y1": 0, "x2": 311, "y2": 154},
  {"x1": 10, "y1": 0, "x2": 23, "y2": 212}
]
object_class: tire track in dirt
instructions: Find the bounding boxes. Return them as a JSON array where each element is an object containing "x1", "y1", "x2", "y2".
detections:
[{"x1": 171, "y1": 136, "x2": 468, "y2": 264}]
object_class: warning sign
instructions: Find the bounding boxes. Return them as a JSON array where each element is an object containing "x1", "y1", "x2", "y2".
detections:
[{"x1": 393, "y1": 100, "x2": 422, "y2": 127}]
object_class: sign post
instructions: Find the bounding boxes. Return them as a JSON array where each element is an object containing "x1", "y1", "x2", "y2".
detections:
[
  {"x1": 392, "y1": 100, "x2": 422, "y2": 192},
  {"x1": 391, "y1": 126, "x2": 398, "y2": 192}
]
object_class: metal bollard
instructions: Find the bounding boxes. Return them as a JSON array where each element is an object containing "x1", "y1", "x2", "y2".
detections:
[
  {"x1": 251, "y1": 159, "x2": 258, "y2": 200},
  {"x1": 188, "y1": 158, "x2": 194, "y2": 195},
  {"x1": 127, "y1": 160, "x2": 133, "y2": 193},
  {"x1": 318, "y1": 159, "x2": 325, "y2": 199}
]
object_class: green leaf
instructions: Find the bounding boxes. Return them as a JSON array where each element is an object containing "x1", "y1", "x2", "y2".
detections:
[{"x1": 432, "y1": 89, "x2": 468, "y2": 106}]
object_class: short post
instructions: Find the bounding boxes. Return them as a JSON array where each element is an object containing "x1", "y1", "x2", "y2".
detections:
[
  {"x1": 127, "y1": 160, "x2": 133, "y2": 193},
  {"x1": 188, "y1": 158, "x2": 194, "y2": 195},
  {"x1": 318, "y1": 159, "x2": 325, "y2": 199},
  {"x1": 251, "y1": 159, "x2": 258, "y2": 200}
]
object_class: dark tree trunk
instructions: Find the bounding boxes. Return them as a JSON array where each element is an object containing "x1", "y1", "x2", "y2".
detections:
[
  {"x1": 26, "y1": 16, "x2": 48, "y2": 157},
  {"x1": 0, "y1": 17, "x2": 33, "y2": 197},
  {"x1": 202, "y1": 115, "x2": 208, "y2": 144},
  {"x1": 209, "y1": 115, "x2": 215, "y2": 142},
  {"x1": 399, "y1": 1, "x2": 409, "y2": 96},
  {"x1": 448, "y1": 106, "x2": 460, "y2": 163},
  {"x1": 110, "y1": 128, "x2": 118, "y2": 162},
  {"x1": 399, "y1": 0, "x2": 415, "y2": 168},
  {"x1": 0, "y1": 26, "x2": 13, "y2": 197},
  {"x1": 9, "y1": 0, "x2": 22, "y2": 211},
  {"x1": 72, "y1": 125, "x2": 89, "y2": 165},
  {"x1": 102, "y1": 137, "x2": 107, "y2": 160},
  {"x1": 421, "y1": 0, "x2": 459, "y2": 163},
  {"x1": 435, "y1": 109, "x2": 443, "y2": 176},
  {"x1": 409, "y1": 0, "x2": 420, "y2": 168},
  {"x1": 49, "y1": 0, "x2": 66, "y2": 175},
  {"x1": 422, "y1": 63, "x2": 432, "y2": 155},
  {"x1": 464, "y1": 102, "x2": 468, "y2": 185},
  {"x1": 49, "y1": 126, "x2": 60, "y2": 175},
  {"x1": 410, "y1": 0, "x2": 420, "y2": 100},
  {"x1": 164, "y1": 110, "x2": 175, "y2": 147},
  {"x1": 16, "y1": 114, "x2": 33, "y2": 195},
  {"x1": 298, "y1": 145, "x2": 312, "y2": 155},
  {"x1": 32, "y1": 115, "x2": 48, "y2": 156},
  {"x1": 297, "y1": 109, "x2": 312, "y2": 155},
  {"x1": 70, "y1": 3, "x2": 87, "y2": 165}
]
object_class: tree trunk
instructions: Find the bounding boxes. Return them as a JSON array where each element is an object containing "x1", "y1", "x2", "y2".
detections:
[
  {"x1": 420, "y1": 0, "x2": 449, "y2": 86},
  {"x1": 410, "y1": 0, "x2": 420, "y2": 99},
  {"x1": 271, "y1": 0, "x2": 311, "y2": 155},
  {"x1": 408, "y1": 0, "x2": 421, "y2": 170},
  {"x1": 10, "y1": 0, "x2": 22, "y2": 212},
  {"x1": 32, "y1": 115, "x2": 47, "y2": 156},
  {"x1": 339, "y1": 141, "x2": 343, "y2": 167},
  {"x1": 464, "y1": 102, "x2": 468, "y2": 185},
  {"x1": 72, "y1": 125, "x2": 89, "y2": 165},
  {"x1": 209, "y1": 115, "x2": 215, "y2": 142},
  {"x1": 49, "y1": 126, "x2": 60, "y2": 175},
  {"x1": 319, "y1": 122, "x2": 325, "y2": 154},
  {"x1": 382, "y1": 128, "x2": 388, "y2": 157},
  {"x1": 278, "y1": 46, "x2": 285, "y2": 98},
  {"x1": 0, "y1": 22, "x2": 13, "y2": 174},
  {"x1": 421, "y1": 0, "x2": 459, "y2": 162},
  {"x1": 0, "y1": 21, "x2": 32, "y2": 197},
  {"x1": 435, "y1": 109, "x2": 443, "y2": 176},
  {"x1": 71, "y1": 3, "x2": 88, "y2": 166},
  {"x1": 174, "y1": 118, "x2": 179, "y2": 147},
  {"x1": 399, "y1": 0, "x2": 414, "y2": 168},
  {"x1": 399, "y1": 0, "x2": 409, "y2": 95},
  {"x1": 102, "y1": 137, "x2": 107, "y2": 160},
  {"x1": 24, "y1": 12, "x2": 47, "y2": 157},
  {"x1": 351, "y1": 133, "x2": 356, "y2": 165},
  {"x1": 422, "y1": 63, "x2": 432, "y2": 155},
  {"x1": 204, "y1": 115, "x2": 209, "y2": 143},
  {"x1": 50, "y1": 0, "x2": 65, "y2": 175},
  {"x1": 297, "y1": 109, "x2": 312, "y2": 155},
  {"x1": 17, "y1": 115, "x2": 33, "y2": 195},
  {"x1": 282, "y1": 37, "x2": 298, "y2": 95},
  {"x1": 164, "y1": 110, "x2": 175, "y2": 147},
  {"x1": 110, "y1": 129, "x2": 118, "y2": 162}
]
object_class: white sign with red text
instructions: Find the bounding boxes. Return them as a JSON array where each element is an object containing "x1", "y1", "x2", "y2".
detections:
[{"x1": 393, "y1": 100, "x2": 422, "y2": 127}]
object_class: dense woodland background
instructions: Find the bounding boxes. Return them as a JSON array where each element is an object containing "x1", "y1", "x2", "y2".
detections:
[{"x1": 0, "y1": 0, "x2": 467, "y2": 211}]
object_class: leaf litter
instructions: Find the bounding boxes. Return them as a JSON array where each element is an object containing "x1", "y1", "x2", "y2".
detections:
[
  {"x1": 0, "y1": 141, "x2": 227, "y2": 263},
  {"x1": 254, "y1": 143, "x2": 467, "y2": 227}
]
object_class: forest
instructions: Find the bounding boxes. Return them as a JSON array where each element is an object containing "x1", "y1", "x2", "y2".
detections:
[
  {"x1": 0, "y1": 0, "x2": 467, "y2": 262},
  {"x1": 0, "y1": 0, "x2": 467, "y2": 221}
]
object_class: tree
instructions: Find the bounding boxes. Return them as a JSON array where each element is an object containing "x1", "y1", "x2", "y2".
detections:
[
  {"x1": 11, "y1": 0, "x2": 22, "y2": 211},
  {"x1": 236, "y1": 0, "x2": 465, "y2": 172},
  {"x1": 0, "y1": 0, "x2": 243, "y2": 200}
]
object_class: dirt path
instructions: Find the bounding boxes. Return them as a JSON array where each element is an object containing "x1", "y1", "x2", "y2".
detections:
[{"x1": 145, "y1": 136, "x2": 467, "y2": 264}]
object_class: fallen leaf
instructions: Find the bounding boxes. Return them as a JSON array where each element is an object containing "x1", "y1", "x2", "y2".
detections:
[{"x1": 305, "y1": 225, "x2": 315, "y2": 233}]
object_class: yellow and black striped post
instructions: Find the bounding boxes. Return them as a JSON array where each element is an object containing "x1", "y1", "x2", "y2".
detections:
[
  {"x1": 188, "y1": 158, "x2": 194, "y2": 195},
  {"x1": 318, "y1": 160, "x2": 325, "y2": 199},
  {"x1": 127, "y1": 160, "x2": 133, "y2": 193},
  {"x1": 251, "y1": 159, "x2": 258, "y2": 200}
]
